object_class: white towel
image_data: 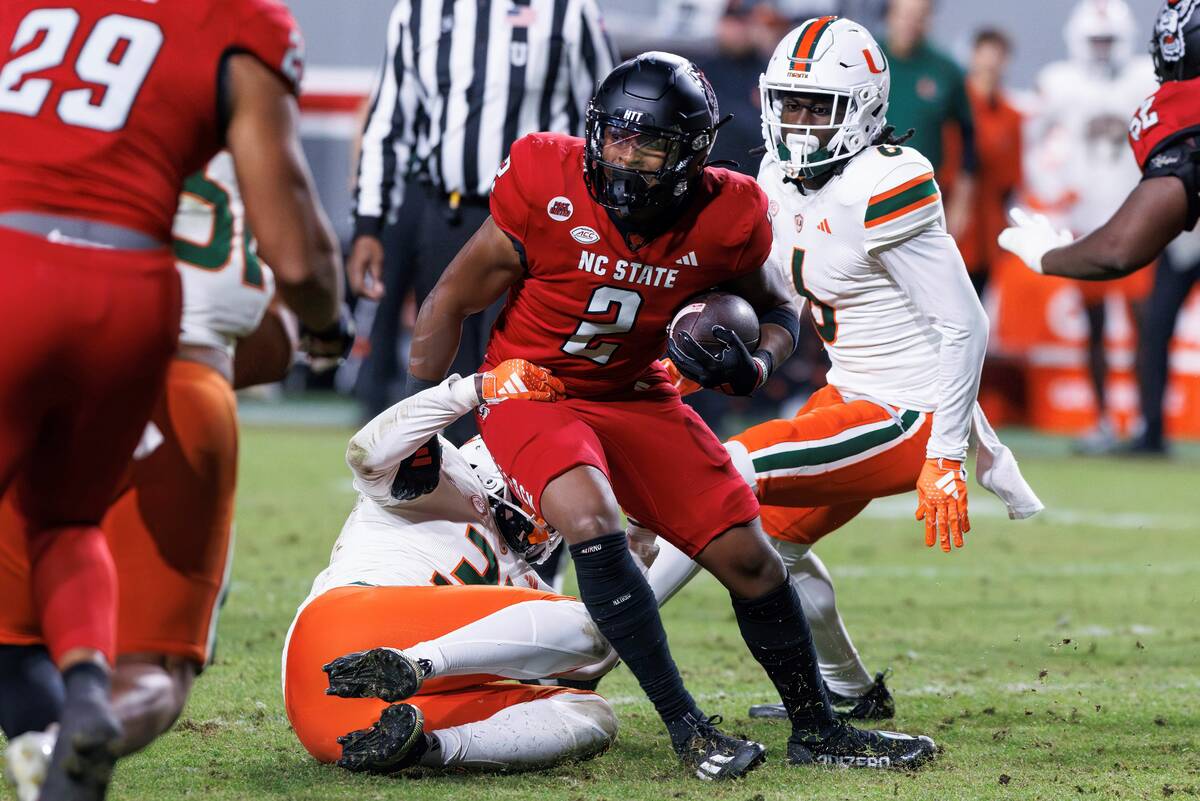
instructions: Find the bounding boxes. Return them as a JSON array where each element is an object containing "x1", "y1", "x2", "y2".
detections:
[{"x1": 971, "y1": 403, "x2": 1044, "y2": 520}]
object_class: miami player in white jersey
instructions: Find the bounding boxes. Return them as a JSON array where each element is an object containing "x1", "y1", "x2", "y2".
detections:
[
  {"x1": 282, "y1": 361, "x2": 620, "y2": 776},
  {"x1": 660, "y1": 16, "x2": 1042, "y2": 723},
  {"x1": 1028, "y1": 0, "x2": 1158, "y2": 453},
  {"x1": 2, "y1": 152, "x2": 299, "y2": 799}
]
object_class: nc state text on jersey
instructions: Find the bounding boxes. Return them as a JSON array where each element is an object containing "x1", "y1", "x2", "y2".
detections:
[{"x1": 577, "y1": 250, "x2": 679, "y2": 288}]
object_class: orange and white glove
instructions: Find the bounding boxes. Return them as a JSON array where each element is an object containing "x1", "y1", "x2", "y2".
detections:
[
  {"x1": 476, "y1": 359, "x2": 566, "y2": 403},
  {"x1": 915, "y1": 458, "x2": 970, "y2": 552},
  {"x1": 658, "y1": 358, "x2": 701, "y2": 397}
]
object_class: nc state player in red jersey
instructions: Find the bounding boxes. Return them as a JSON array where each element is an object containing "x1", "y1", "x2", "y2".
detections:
[
  {"x1": 405, "y1": 53, "x2": 936, "y2": 780},
  {"x1": 0, "y1": 1, "x2": 345, "y2": 798},
  {"x1": 1000, "y1": 0, "x2": 1200, "y2": 277}
]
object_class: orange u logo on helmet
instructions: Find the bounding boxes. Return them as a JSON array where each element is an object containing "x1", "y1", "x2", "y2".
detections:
[{"x1": 863, "y1": 47, "x2": 885, "y2": 74}]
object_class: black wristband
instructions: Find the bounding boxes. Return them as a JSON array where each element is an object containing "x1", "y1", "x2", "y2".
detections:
[
  {"x1": 404, "y1": 374, "x2": 441, "y2": 398},
  {"x1": 353, "y1": 214, "x2": 384, "y2": 240}
]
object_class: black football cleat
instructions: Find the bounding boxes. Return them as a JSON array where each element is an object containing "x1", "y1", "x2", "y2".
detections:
[
  {"x1": 787, "y1": 721, "x2": 936, "y2": 770},
  {"x1": 748, "y1": 671, "x2": 896, "y2": 721},
  {"x1": 324, "y1": 647, "x2": 432, "y2": 702},
  {"x1": 829, "y1": 672, "x2": 895, "y2": 720},
  {"x1": 337, "y1": 703, "x2": 431, "y2": 774},
  {"x1": 674, "y1": 715, "x2": 767, "y2": 781},
  {"x1": 39, "y1": 691, "x2": 122, "y2": 801}
]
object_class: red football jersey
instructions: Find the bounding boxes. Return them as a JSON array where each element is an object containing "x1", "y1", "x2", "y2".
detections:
[
  {"x1": 486, "y1": 132, "x2": 773, "y2": 397},
  {"x1": 0, "y1": 0, "x2": 302, "y2": 240},
  {"x1": 1127, "y1": 77, "x2": 1200, "y2": 170}
]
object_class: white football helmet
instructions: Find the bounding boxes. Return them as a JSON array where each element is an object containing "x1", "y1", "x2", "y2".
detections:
[
  {"x1": 1065, "y1": 0, "x2": 1135, "y2": 70},
  {"x1": 760, "y1": 16, "x2": 890, "y2": 179},
  {"x1": 459, "y1": 436, "x2": 560, "y2": 565}
]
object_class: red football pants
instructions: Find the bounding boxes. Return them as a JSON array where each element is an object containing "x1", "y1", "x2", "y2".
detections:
[{"x1": 0, "y1": 227, "x2": 179, "y2": 659}]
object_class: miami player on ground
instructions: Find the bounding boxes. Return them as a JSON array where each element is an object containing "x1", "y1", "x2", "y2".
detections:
[
  {"x1": 660, "y1": 17, "x2": 1043, "y2": 722},
  {"x1": 1001, "y1": 0, "x2": 1200, "y2": 280},
  {"x1": 0, "y1": 1, "x2": 345, "y2": 797},
  {"x1": 403, "y1": 52, "x2": 937, "y2": 779},
  {"x1": 283, "y1": 362, "x2": 622, "y2": 775},
  {"x1": 0, "y1": 153, "x2": 308, "y2": 801}
]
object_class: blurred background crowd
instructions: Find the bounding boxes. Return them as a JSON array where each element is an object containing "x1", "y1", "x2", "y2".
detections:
[{"x1": 269, "y1": 0, "x2": 1200, "y2": 456}]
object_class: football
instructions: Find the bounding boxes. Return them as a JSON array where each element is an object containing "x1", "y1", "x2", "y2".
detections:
[{"x1": 667, "y1": 291, "x2": 760, "y2": 354}]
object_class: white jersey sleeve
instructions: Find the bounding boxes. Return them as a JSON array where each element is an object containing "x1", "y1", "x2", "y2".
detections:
[
  {"x1": 875, "y1": 228, "x2": 988, "y2": 461},
  {"x1": 173, "y1": 152, "x2": 275, "y2": 355},
  {"x1": 856, "y1": 147, "x2": 944, "y2": 255},
  {"x1": 347, "y1": 375, "x2": 481, "y2": 507}
]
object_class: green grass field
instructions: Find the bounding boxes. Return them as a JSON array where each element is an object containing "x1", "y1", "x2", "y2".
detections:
[{"x1": 9, "y1": 423, "x2": 1200, "y2": 801}]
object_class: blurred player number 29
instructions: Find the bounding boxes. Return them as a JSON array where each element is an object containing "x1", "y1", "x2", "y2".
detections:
[{"x1": 0, "y1": 10, "x2": 163, "y2": 131}]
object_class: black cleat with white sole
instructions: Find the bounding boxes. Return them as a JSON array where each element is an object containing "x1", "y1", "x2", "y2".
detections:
[
  {"x1": 674, "y1": 715, "x2": 766, "y2": 781},
  {"x1": 323, "y1": 647, "x2": 432, "y2": 702},
  {"x1": 749, "y1": 671, "x2": 896, "y2": 721},
  {"x1": 337, "y1": 703, "x2": 431, "y2": 774},
  {"x1": 787, "y1": 721, "x2": 936, "y2": 770}
]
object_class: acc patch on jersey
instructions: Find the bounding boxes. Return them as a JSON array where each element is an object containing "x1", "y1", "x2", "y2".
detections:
[{"x1": 570, "y1": 225, "x2": 600, "y2": 244}]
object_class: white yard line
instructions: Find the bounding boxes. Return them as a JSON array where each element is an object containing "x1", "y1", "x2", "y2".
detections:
[
  {"x1": 828, "y1": 562, "x2": 1200, "y2": 579},
  {"x1": 859, "y1": 494, "x2": 1196, "y2": 531}
]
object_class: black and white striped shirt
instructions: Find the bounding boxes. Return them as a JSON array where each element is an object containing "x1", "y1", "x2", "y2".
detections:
[{"x1": 353, "y1": 0, "x2": 618, "y2": 238}]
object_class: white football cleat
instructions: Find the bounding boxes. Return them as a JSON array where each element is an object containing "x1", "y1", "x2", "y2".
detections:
[{"x1": 4, "y1": 726, "x2": 57, "y2": 801}]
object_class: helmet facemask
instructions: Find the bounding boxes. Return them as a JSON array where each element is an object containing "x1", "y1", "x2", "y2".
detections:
[
  {"x1": 760, "y1": 83, "x2": 881, "y2": 180},
  {"x1": 460, "y1": 436, "x2": 561, "y2": 565},
  {"x1": 487, "y1": 492, "x2": 558, "y2": 565},
  {"x1": 584, "y1": 109, "x2": 713, "y2": 217}
]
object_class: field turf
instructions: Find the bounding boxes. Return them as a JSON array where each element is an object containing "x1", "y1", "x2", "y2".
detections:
[{"x1": 6, "y1": 423, "x2": 1198, "y2": 801}]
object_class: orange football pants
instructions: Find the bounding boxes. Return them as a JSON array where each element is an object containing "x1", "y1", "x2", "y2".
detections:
[
  {"x1": 284, "y1": 584, "x2": 587, "y2": 764},
  {"x1": 0, "y1": 358, "x2": 238, "y2": 666},
  {"x1": 729, "y1": 385, "x2": 932, "y2": 545}
]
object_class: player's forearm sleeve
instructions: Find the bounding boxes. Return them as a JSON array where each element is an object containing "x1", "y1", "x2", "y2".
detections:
[
  {"x1": 353, "y1": 1, "x2": 419, "y2": 231},
  {"x1": 878, "y1": 227, "x2": 988, "y2": 461},
  {"x1": 345, "y1": 375, "x2": 479, "y2": 502}
]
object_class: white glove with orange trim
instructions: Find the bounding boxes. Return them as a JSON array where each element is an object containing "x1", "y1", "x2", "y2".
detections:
[
  {"x1": 476, "y1": 359, "x2": 566, "y2": 404},
  {"x1": 658, "y1": 358, "x2": 701, "y2": 397},
  {"x1": 915, "y1": 458, "x2": 970, "y2": 552}
]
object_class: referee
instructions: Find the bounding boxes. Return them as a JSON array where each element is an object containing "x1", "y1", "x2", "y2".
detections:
[{"x1": 350, "y1": 0, "x2": 617, "y2": 440}]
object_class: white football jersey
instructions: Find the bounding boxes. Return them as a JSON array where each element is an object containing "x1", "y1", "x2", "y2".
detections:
[
  {"x1": 759, "y1": 145, "x2": 946, "y2": 411},
  {"x1": 172, "y1": 152, "x2": 275, "y2": 354},
  {"x1": 1034, "y1": 57, "x2": 1157, "y2": 233},
  {"x1": 296, "y1": 377, "x2": 545, "y2": 615}
]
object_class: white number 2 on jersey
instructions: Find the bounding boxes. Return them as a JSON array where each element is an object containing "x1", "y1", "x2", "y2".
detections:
[
  {"x1": 562, "y1": 287, "x2": 643, "y2": 365},
  {"x1": 1128, "y1": 97, "x2": 1159, "y2": 143},
  {"x1": 0, "y1": 9, "x2": 163, "y2": 132}
]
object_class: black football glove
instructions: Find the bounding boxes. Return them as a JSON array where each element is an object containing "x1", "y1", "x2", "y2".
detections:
[
  {"x1": 666, "y1": 325, "x2": 771, "y2": 397},
  {"x1": 301, "y1": 304, "x2": 357, "y2": 374},
  {"x1": 389, "y1": 435, "x2": 442, "y2": 501}
]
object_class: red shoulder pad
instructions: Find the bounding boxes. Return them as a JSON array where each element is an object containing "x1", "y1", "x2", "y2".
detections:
[
  {"x1": 224, "y1": 0, "x2": 305, "y2": 94},
  {"x1": 489, "y1": 133, "x2": 581, "y2": 243},
  {"x1": 705, "y1": 168, "x2": 772, "y2": 274},
  {"x1": 1128, "y1": 79, "x2": 1200, "y2": 170}
]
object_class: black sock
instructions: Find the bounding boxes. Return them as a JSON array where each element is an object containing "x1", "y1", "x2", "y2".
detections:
[
  {"x1": 570, "y1": 533, "x2": 702, "y2": 746},
  {"x1": 0, "y1": 645, "x2": 64, "y2": 737},
  {"x1": 730, "y1": 580, "x2": 837, "y2": 737},
  {"x1": 62, "y1": 660, "x2": 110, "y2": 703}
]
